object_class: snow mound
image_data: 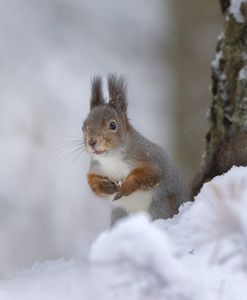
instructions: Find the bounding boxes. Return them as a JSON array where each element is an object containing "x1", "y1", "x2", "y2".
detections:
[
  {"x1": 1, "y1": 166, "x2": 247, "y2": 299},
  {"x1": 90, "y1": 166, "x2": 247, "y2": 299},
  {"x1": 91, "y1": 214, "x2": 177, "y2": 273},
  {"x1": 90, "y1": 214, "x2": 195, "y2": 299},
  {"x1": 191, "y1": 166, "x2": 247, "y2": 269}
]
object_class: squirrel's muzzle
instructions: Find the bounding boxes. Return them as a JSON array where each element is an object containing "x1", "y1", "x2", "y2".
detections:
[{"x1": 88, "y1": 138, "x2": 97, "y2": 147}]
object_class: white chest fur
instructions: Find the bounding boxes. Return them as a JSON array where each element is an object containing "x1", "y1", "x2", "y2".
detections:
[
  {"x1": 93, "y1": 154, "x2": 153, "y2": 213},
  {"x1": 94, "y1": 153, "x2": 132, "y2": 181},
  {"x1": 112, "y1": 190, "x2": 153, "y2": 213}
]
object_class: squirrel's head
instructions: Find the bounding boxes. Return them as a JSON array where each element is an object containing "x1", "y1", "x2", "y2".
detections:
[{"x1": 83, "y1": 74, "x2": 129, "y2": 156}]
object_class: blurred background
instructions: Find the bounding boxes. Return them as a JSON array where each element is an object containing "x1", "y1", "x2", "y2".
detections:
[{"x1": 0, "y1": 0, "x2": 221, "y2": 275}]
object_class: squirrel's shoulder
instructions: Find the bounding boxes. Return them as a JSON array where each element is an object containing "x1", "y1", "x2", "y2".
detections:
[{"x1": 125, "y1": 126, "x2": 170, "y2": 165}]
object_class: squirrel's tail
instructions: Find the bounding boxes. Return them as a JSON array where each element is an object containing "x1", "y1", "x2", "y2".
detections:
[{"x1": 190, "y1": 131, "x2": 247, "y2": 198}]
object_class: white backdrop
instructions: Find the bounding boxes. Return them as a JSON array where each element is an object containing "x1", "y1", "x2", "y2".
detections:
[{"x1": 0, "y1": 0, "x2": 174, "y2": 275}]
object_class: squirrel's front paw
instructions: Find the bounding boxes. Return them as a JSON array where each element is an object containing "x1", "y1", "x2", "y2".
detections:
[
  {"x1": 98, "y1": 178, "x2": 117, "y2": 195},
  {"x1": 88, "y1": 173, "x2": 117, "y2": 196},
  {"x1": 113, "y1": 180, "x2": 133, "y2": 201}
]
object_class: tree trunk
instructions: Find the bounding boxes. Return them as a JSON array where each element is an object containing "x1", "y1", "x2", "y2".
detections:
[
  {"x1": 191, "y1": 0, "x2": 247, "y2": 197},
  {"x1": 204, "y1": 0, "x2": 247, "y2": 162}
]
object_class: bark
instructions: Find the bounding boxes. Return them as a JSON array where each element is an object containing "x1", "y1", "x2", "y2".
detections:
[
  {"x1": 204, "y1": 0, "x2": 247, "y2": 165},
  {"x1": 220, "y1": 0, "x2": 230, "y2": 13},
  {"x1": 190, "y1": 0, "x2": 247, "y2": 197}
]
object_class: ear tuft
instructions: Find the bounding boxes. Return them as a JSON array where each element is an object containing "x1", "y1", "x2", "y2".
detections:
[
  {"x1": 90, "y1": 75, "x2": 104, "y2": 110},
  {"x1": 107, "y1": 73, "x2": 127, "y2": 112}
]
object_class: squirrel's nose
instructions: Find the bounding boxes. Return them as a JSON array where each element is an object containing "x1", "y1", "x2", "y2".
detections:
[{"x1": 88, "y1": 138, "x2": 97, "y2": 147}]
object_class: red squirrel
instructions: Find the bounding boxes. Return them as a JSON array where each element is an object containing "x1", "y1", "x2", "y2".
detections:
[{"x1": 82, "y1": 74, "x2": 188, "y2": 223}]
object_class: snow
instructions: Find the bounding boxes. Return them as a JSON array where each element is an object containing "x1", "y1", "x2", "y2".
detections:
[
  {"x1": 211, "y1": 51, "x2": 223, "y2": 70},
  {"x1": 1, "y1": 166, "x2": 247, "y2": 299},
  {"x1": 229, "y1": 0, "x2": 247, "y2": 22},
  {"x1": 0, "y1": 260, "x2": 94, "y2": 300},
  {"x1": 239, "y1": 64, "x2": 247, "y2": 80},
  {"x1": 90, "y1": 214, "x2": 197, "y2": 300}
]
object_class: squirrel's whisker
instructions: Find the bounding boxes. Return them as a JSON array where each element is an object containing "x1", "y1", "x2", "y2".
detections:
[{"x1": 53, "y1": 141, "x2": 85, "y2": 171}]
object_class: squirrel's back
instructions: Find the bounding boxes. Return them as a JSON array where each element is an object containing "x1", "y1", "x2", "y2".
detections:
[{"x1": 126, "y1": 127, "x2": 187, "y2": 212}]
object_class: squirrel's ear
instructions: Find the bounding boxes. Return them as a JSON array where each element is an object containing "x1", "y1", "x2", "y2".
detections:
[
  {"x1": 107, "y1": 73, "x2": 127, "y2": 113},
  {"x1": 90, "y1": 75, "x2": 105, "y2": 110}
]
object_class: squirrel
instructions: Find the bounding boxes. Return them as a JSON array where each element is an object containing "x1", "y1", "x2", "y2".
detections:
[{"x1": 82, "y1": 74, "x2": 188, "y2": 224}]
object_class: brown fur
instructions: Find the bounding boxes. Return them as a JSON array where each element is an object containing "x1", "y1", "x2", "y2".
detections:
[
  {"x1": 114, "y1": 165, "x2": 160, "y2": 200},
  {"x1": 88, "y1": 173, "x2": 117, "y2": 197}
]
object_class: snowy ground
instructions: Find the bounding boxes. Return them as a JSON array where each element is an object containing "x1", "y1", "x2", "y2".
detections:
[{"x1": 0, "y1": 166, "x2": 247, "y2": 299}]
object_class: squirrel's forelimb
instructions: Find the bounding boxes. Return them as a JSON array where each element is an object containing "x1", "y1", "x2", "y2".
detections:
[
  {"x1": 88, "y1": 173, "x2": 117, "y2": 197},
  {"x1": 114, "y1": 165, "x2": 159, "y2": 200}
]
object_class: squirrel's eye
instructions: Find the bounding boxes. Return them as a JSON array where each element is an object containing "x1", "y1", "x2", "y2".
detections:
[{"x1": 109, "y1": 121, "x2": 117, "y2": 131}]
